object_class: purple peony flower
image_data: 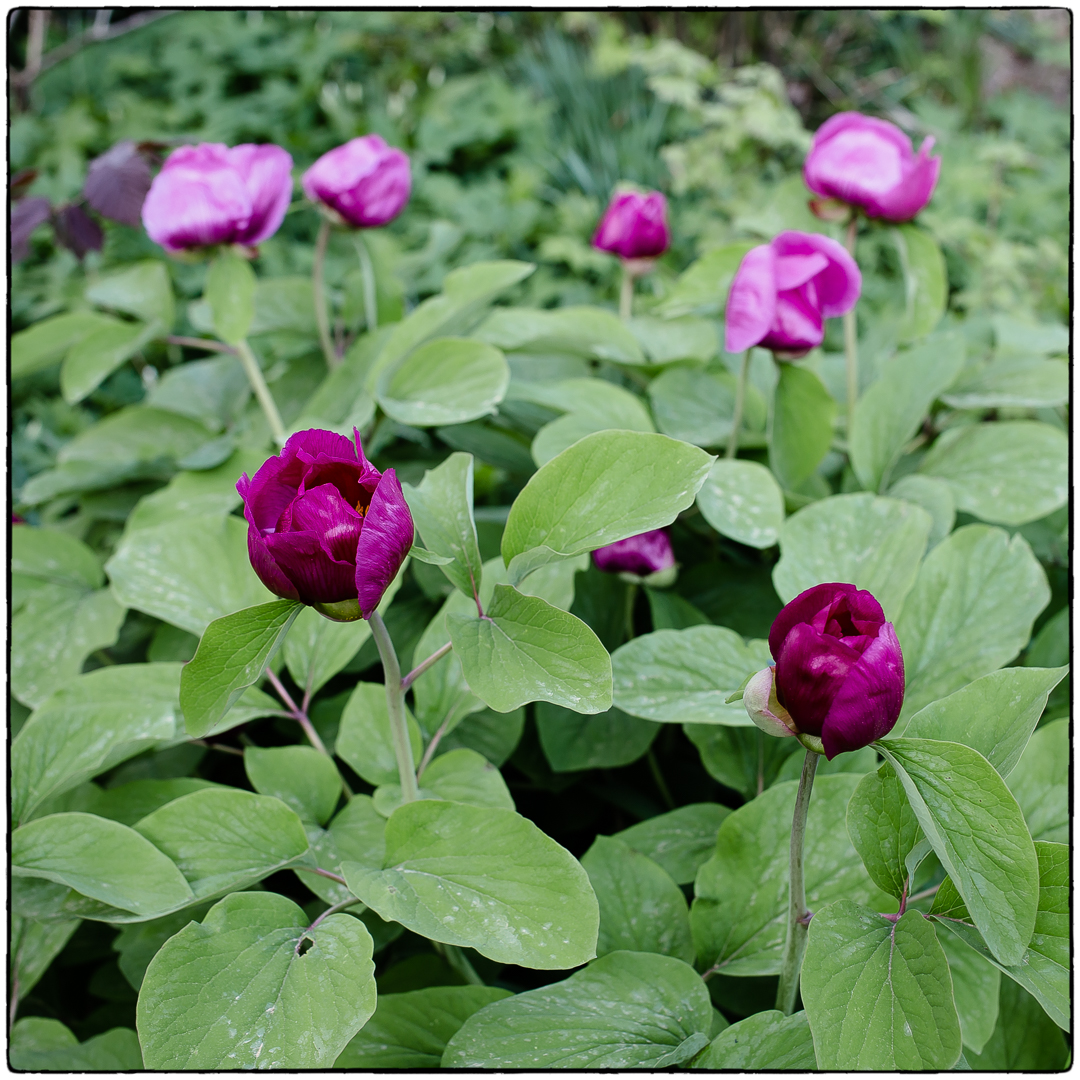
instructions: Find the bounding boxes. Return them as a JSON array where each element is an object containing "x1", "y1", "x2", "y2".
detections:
[
  {"x1": 301, "y1": 135, "x2": 412, "y2": 228},
  {"x1": 724, "y1": 231, "x2": 861, "y2": 357},
  {"x1": 593, "y1": 529, "x2": 675, "y2": 579},
  {"x1": 804, "y1": 112, "x2": 941, "y2": 223},
  {"x1": 237, "y1": 429, "x2": 413, "y2": 621},
  {"x1": 592, "y1": 190, "x2": 670, "y2": 261},
  {"x1": 744, "y1": 582, "x2": 904, "y2": 759},
  {"x1": 141, "y1": 142, "x2": 293, "y2": 253}
]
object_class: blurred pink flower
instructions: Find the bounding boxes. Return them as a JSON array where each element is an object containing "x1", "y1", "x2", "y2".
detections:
[
  {"x1": 301, "y1": 135, "x2": 412, "y2": 228},
  {"x1": 592, "y1": 190, "x2": 670, "y2": 260},
  {"x1": 593, "y1": 529, "x2": 675, "y2": 578}
]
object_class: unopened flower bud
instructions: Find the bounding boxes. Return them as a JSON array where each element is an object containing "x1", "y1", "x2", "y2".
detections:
[{"x1": 743, "y1": 666, "x2": 798, "y2": 739}]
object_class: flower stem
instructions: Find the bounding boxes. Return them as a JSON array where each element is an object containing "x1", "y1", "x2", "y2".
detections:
[
  {"x1": 726, "y1": 349, "x2": 751, "y2": 460},
  {"x1": 401, "y1": 640, "x2": 453, "y2": 691},
  {"x1": 619, "y1": 264, "x2": 634, "y2": 321},
  {"x1": 302, "y1": 895, "x2": 363, "y2": 941},
  {"x1": 776, "y1": 748, "x2": 820, "y2": 1015},
  {"x1": 434, "y1": 941, "x2": 485, "y2": 986},
  {"x1": 313, "y1": 218, "x2": 338, "y2": 370},
  {"x1": 235, "y1": 338, "x2": 286, "y2": 447},
  {"x1": 843, "y1": 217, "x2": 859, "y2": 442},
  {"x1": 354, "y1": 231, "x2": 378, "y2": 333},
  {"x1": 369, "y1": 610, "x2": 420, "y2": 803}
]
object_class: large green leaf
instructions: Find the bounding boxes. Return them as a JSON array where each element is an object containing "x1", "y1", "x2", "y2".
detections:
[
  {"x1": 532, "y1": 380, "x2": 655, "y2": 466},
  {"x1": 86, "y1": 258, "x2": 175, "y2": 327},
  {"x1": 378, "y1": 747, "x2": 514, "y2": 815},
  {"x1": 294, "y1": 794, "x2": 386, "y2": 904},
  {"x1": 614, "y1": 803, "x2": 730, "y2": 886},
  {"x1": 334, "y1": 680, "x2": 424, "y2": 787},
  {"x1": 691, "y1": 775, "x2": 888, "y2": 976},
  {"x1": 628, "y1": 315, "x2": 717, "y2": 364},
  {"x1": 206, "y1": 251, "x2": 257, "y2": 345},
  {"x1": 612, "y1": 626, "x2": 771, "y2": 725},
  {"x1": 13, "y1": 813, "x2": 193, "y2": 917},
  {"x1": 10, "y1": 1018, "x2": 143, "y2": 1070},
  {"x1": 11, "y1": 523, "x2": 103, "y2": 595},
  {"x1": 769, "y1": 363, "x2": 836, "y2": 491},
  {"x1": 134, "y1": 787, "x2": 310, "y2": 901},
  {"x1": 846, "y1": 763, "x2": 922, "y2": 900},
  {"x1": 501, "y1": 429, "x2": 713, "y2": 585},
  {"x1": 581, "y1": 836, "x2": 694, "y2": 962},
  {"x1": 282, "y1": 605, "x2": 371, "y2": 698},
  {"x1": 13, "y1": 663, "x2": 184, "y2": 824},
  {"x1": 772, "y1": 493, "x2": 931, "y2": 621},
  {"x1": 655, "y1": 241, "x2": 756, "y2": 319},
  {"x1": 877, "y1": 738, "x2": 1039, "y2": 967},
  {"x1": 802, "y1": 901, "x2": 962, "y2": 1069},
  {"x1": 649, "y1": 366, "x2": 760, "y2": 448},
  {"x1": 448, "y1": 584, "x2": 612, "y2": 714},
  {"x1": 941, "y1": 355, "x2": 1068, "y2": 409},
  {"x1": 919, "y1": 421, "x2": 1067, "y2": 526},
  {"x1": 887, "y1": 474, "x2": 955, "y2": 548},
  {"x1": 893, "y1": 224, "x2": 947, "y2": 342},
  {"x1": 147, "y1": 354, "x2": 250, "y2": 432},
  {"x1": 343, "y1": 799, "x2": 599, "y2": 968},
  {"x1": 684, "y1": 724, "x2": 801, "y2": 800},
  {"x1": 179, "y1": 599, "x2": 302, "y2": 738},
  {"x1": 442, "y1": 951, "x2": 712, "y2": 1068},
  {"x1": 536, "y1": 702, "x2": 659, "y2": 771},
  {"x1": 849, "y1": 332, "x2": 966, "y2": 492},
  {"x1": 244, "y1": 746, "x2": 342, "y2": 826},
  {"x1": 11, "y1": 310, "x2": 119, "y2": 379},
  {"x1": 1006, "y1": 717, "x2": 1067, "y2": 843},
  {"x1": 335, "y1": 987, "x2": 512, "y2": 1068},
  {"x1": 692, "y1": 1010, "x2": 817, "y2": 1070},
  {"x1": 137, "y1": 892, "x2": 376, "y2": 1069},
  {"x1": 937, "y1": 930, "x2": 1000, "y2": 1055},
  {"x1": 475, "y1": 304, "x2": 643, "y2": 364},
  {"x1": 895, "y1": 525, "x2": 1049, "y2": 719},
  {"x1": 10, "y1": 916, "x2": 81, "y2": 1001},
  {"x1": 61, "y1": 317, "x2": 158, "y2": 404},
  {"x1": 696, "y1": 458, "x2": 784, "y2": 549},
  {"x1": 966, "y1": 979, "x2": 1069, "y2": 1069}
]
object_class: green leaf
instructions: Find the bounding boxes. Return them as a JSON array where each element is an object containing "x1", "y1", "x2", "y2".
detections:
[
  {"x1": 402, "y1": 451, "x2": 484, "y2": 599},
  {"x1": 931, "y1": 841, "x2": 1068, "y2": 1032},
  {"x1": 893, "y1": 224, "x2": 948, "y2": 342},
  {"x1": 895, "y1": 525, "x2": 1049, "y2": 719},
  {"x1": 847, "y1": 763, "x2": 922, "y2": 899},
  {"x1": 532, "y1": 380, "x2": 655, "y2": 466},
  {"x1": 802, "y1": 901, "x2": 962, "y2": 1069},
  {"x1": 244, "y1": 746, "x2": 343, "y2": 826},
  {"x1": 992, "y1": 314, "x2": 1068, "y2": 357},
  {"x1": 877, "y1": 738, "x2": 1039, "y2": 967},
  {"x1": 581, "y1": 836, "x2": 694, "y2": 962},
  {"x1": 179, "y1": 599, "x2": 302, "y2": 738},
  {"x1": 12, "y1": 523, "x2": 103, "y2": 594},
  {"x1": 10, "y1": 1018, "x2": 143, "y2": 1070},
  {"x1": 850, "y1": 332, "x2": 967, "y2": 492},
  {"x1": 10, "y1": 916, "x2": 81, "y2": 1000},
  {"x1": 449, "y1": 584, "x2": 612, "y2": 714},
  {"x1": 114, "y1": 901, "x2": 216, "y2": 991},
  {"x1": 475, "y1": 304, "x2": 644, "y2": 364},
  {"x1": 61, "y1": 317, "x2": 158, "y2": 404},
  {"x1": 536, "y1": 702, "x2": 659, "y2": 771},
  {"x1": 773, "y1": 492, "x2": 931, "y2": 621},
  {"x1": 11, "y1": 310, "x2": 118, "y2": 379},
  {"x1": 696, "y1": 458, "x2": 784, "y2": 549},
  {"x1": 107, "y1": 512, "x2": 274, "y2": 636},
  {"x1": 410, "y1": 591, "x2": 484, "y2": 735},
  {"x1": 137, "y1": 892, "x2": 376, "y2": 1069},
  {"x1": 282, "y1": 605, "x2": 372, "y2": 698},
  {"x1": 377, "y1": 747, "x2": 514, "y2": 815},
  {"x1": 966, "y1": 979, "x2": 1069, "y2": 1069},
  {"x1": 628, "y1": 315, "x2": 718, "y2": 364},
  {"x1": 656, "y1": 241, "x2": 757, "y2": 319},
  {"x1": 378, "y1": 337, "x2": 509, "y2": 426},
  {"x1": 134, "y1": 787, "x2": 310, "y2": 901},
  {"x1": 919, "y1": 421, "x2": 1067, "y2": 526},
  {"x1": 1006, "y1": 718, "x2": 1067, "y2": 843},
  {"x1": 443, "y1": 951, "x2": 712, "y2": 1068},
  {"x1": 249, "y1": 275, "x2": 316, "y2": 335},
  {"x1": 13, "y1": 662, "x2": 184, "y2": 824},
  {"x1": 693, "y1": 1010, "x2": 817, "y2": 1070},
  {"x1": 147, "y1": 354, "x2": 250, "y2": 431},
  {"x1": 438, "y1": 707, "x2": 525, "y2": 767},
  {"x1": 612, "y1": 626, "x2": 771, "y2": 725},
  {"x1": 649, "y1": 366, "x2": 763, "y2": 448},
  {"x1": 902, "y1": 665, "x2": 1068, "y2": 775},
  {"x1": 206, "y1": 251, "x2": 257, "y2": 345},
  {"x1": 684, "y1": 723, "x2": 799, "y2": 800},
  {"x1": 335, "y1": 680, "x2": 424, "y2": 787},
  {"x1": 614, "y1": 803, "x2": 730, "y2": 886},
  {"x1": 92, "y1": 778, "x2": 221, "y2": 827},
  {"x1": 769, "y1": 363, "x2": 836, "y2": 491},
  {"x1": 343, "y1": 799, "x2": 599, "y2": 968},
  {"x1": 13, "y1": 813, "x2": 194, "y2": 917},
  {"x1": 691, "y1": 775, "x2": 888, "y2": 975},
  {"x1": 887, "y1": 474, "x2": 956, "y2": 548},
  {"x1": 937, "y1": 930, "x2": 1000, "y2": 1055},
  {"x1": 294, "y1": 794, "x2": 386, "y2": 904},
  {"x1": 335, "y1": 986, "x2": 512, "y2": 1068},
  {"x1": 941, "y1": 355, "x2": 1068, "y2": 409},
  {"x1": 501, "y1": 429, "x2": 713, "y2": 584},
  {"x1": 86, "y1": 259, "x2": 175, "y2": 327}
]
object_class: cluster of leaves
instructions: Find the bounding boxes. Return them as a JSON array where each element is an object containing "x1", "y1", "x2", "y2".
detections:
[{"x1": 10, "y1": 10, "x2": 1069, "y2": 1072}]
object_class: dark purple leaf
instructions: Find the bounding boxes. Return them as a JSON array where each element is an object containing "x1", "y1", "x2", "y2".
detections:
[
  {"x1": 54, "y1": 203, "x2": 105, "y2": 258},
  {"x1": 83, "y1": 140, "x2": 153, "y2": 227},
  {"x1": 11, "y1": 168, "x2": 38, "y2": 200},
  {"x1": 11, "y1": 196, "x2": 52, "y2": 262}
]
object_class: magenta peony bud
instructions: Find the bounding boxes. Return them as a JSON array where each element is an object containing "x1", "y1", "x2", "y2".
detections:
[
  {"x1": 141, "y1": 143, "x2": 293, "y2": 253},
  {"x1": 237, "y1": 429, "x2": 414, "y2": 621},
  {"x1": 756, "y1": 582, "x2": 904, "y2": 759},
  {"x1": 592, "y1": 528, "x2": 676, "y2": 583},
  {"x1": 592, "y1": 190, "x2": 670, "y2": 261},
  {"x1": 724, "y1": 231, "x2": 860, "y2": 357},
  {"x1": 804, "y1": 112, "x2": 941, "y2": 223},
  {"x1": 301, "y1": 135, "x2": 412, "y2": 228}
]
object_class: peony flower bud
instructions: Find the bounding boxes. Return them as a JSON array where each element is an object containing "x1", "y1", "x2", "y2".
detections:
[
  {"x1": 804, "y1": 112, "x2": 941, "y2": 223},
  {"x1": 301, "y1": 135, "x2": 411, "y2": 228},
  {"x1": 724, "y1": 231, "x2": 860, "y2": 357},
  {"x1": 592, "y1": 190, "x2": 670, "y2": 261},
  {"x1": 237, "y1": 429, "x2": 414, "y2": 621},
  {"x1": 756, "y1": 582, "x2": 904, "y2": 759},
  {"x1": 743, "y1": 665, "x2": 797, "y2": 739},
  {"x1": 141, "y1": 143, "x2": 293, "y2": 253},
  {"x1": 592, "y1": 528, "x2": 676, "y2": 585}
]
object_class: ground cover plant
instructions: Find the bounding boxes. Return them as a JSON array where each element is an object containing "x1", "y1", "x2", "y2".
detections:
[{"x1": 9, "y1": 9, "x2": 1069, "y2": 1071}]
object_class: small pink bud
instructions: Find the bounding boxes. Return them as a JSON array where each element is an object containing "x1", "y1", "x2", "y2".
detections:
[{"x1": 301, "y1": 135, "x2": 411, "y2": 229}]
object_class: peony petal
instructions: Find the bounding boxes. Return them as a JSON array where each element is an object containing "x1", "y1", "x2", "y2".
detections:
[
  {"x1": 774, "y1": 623, "x2": 863, "y2": 737},
  {"x1": 774, "y1": 251, "x2": 829, "y2": 291},
  {"x1": 264, "y1": 529, "x2": 358, "y2": 605},
  {"x1": 724, "y1": 244, "x2": 778, "y2": 353},
  {"x1": 804, "y1": 113, "x2": 913, "y2": 204},
  {"x1": 761, "y1": 283, "x2": 824, "y2": 352},
  {"x1": 592, "y1": 528, "x2": 675, "y2": 576},
  {"x1": 592, "y1": 191, "x2": 670, "y2": 260},
  {"x1": 238, "y1": 439, "x2": 312, "y2": 533},
  {"x1": 245, "y1": 524, "x2": 300, "y2": 601},
  {"x1": 820, "y1": 622, "x2": 905, "y2": 758},
  {"x1": 286, "y1": 484, "x2": 364, "y2": 564},
  {"x1": 772, "y1": 231, "x2": 860, "y2": 319},
  {"x1": 870, "y1": 141, "x2": 941, "y2": 222},
  {"x1": 302, "y1": 135, "x2": 411, "y2": 228},
  {"x1": 228, "y1": 143, "x2": 294, "y2": 245},
  {"x1": 355, "y1": 468, "x2": 414, "y2": 619},
  {"x1": 769, "y1": 582, "x2": 860, "y2": 660}
]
